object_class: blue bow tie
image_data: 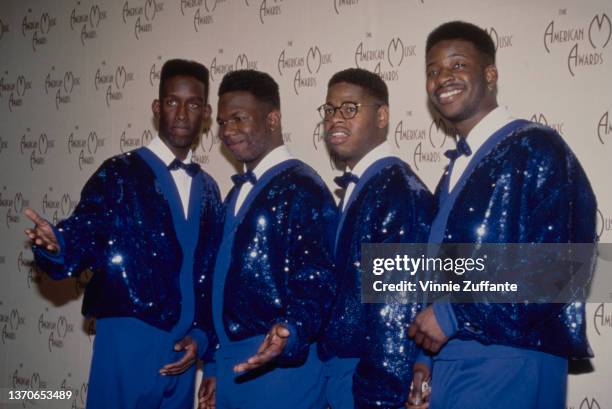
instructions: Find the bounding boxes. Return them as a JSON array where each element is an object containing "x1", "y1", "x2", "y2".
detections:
[
  {"x1": 444, "y1": 137, "x2": 472, "y2": 161},
  {"x1": 167, "y1": 159, "x2": 200, "y2": 177},
  {"x1": 231, "y1": 170, "x2": 257, "y2": 187},
  {"x1": 334, "y1": 171, "x2": 359, "y2": 189}
]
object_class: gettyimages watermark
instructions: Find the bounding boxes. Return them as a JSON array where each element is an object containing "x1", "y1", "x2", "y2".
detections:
[{"x1": 361, "y1": 243, "x2": 611, "y2": 304}]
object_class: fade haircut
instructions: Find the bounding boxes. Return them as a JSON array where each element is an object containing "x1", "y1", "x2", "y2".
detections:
[
  {"x1": 426, "y1": 21, "x2": 496, "y2": 65},
  {"x1": 218, "y1": 70, "x2": 281, "y2": 110},
  {"x1": 328, "y1": 68, "x2": 389, "y2": 105},
  {"x1": 159, "y1": 59, "x2": 210, "y2": 102}
]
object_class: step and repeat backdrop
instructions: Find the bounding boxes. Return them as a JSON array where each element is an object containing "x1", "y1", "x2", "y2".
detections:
[{"x1": 0, "y1": 0, "x2": 611, "y2": 408}]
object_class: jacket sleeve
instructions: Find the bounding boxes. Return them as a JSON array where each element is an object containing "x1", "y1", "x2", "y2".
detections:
[
  {"x1": 273, "y1": 186, "x2": 338, "y2": 365},
  {"x1": 33, "y1": 161, "x2": 113, "y2": 280},
  {"x1": 448, "y1": 141, "x2": 597, "y2": 352},
  {"x1": 354, "y1": 174, "x2": 434, "y2": 409},
  {"x1": 192, "y1": 175, "x2": 224, "y2": 361}
]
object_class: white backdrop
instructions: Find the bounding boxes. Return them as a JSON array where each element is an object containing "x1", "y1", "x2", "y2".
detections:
[{"x1": 0, "y1": 1, "x2": 611, "y2": 408}]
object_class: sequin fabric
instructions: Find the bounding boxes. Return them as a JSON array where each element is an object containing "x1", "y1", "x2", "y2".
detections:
[
  {"x1": 219, "y1": 161, "x2": 338, "y2": 364},
  {"x1": 32, "y1": 150, "x2": 223, "y2": 333},
  {"x1": 319, "y1": 158, "x2": 435, "y2": 408},
  {"x1": 435, "y1": 122, "x2": 597, "y2": 358}
]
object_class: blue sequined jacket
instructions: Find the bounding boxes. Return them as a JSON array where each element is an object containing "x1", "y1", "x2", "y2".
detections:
[
  {"x1": 433, "y1": 121, "x2": 597, "y2": 358},
  {"x1": 319, "y1": 157, "x2": 434, "y2": 409},
  {"x1": 213, "y1": 160, "x2": 338, "y2": 364},
  {"x1": 32, "y1": 149, "x2": 223, "y2": 336}
]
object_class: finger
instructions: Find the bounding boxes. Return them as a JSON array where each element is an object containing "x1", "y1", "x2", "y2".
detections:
[
  {"x1": 274, "y1": 325, "x2": 290, "y2": 338},
  {"x1": 254, "y1": 335, "x2": 271, "y2": 355},
  {"x1": 422, "y1": 338, "x2": 432, "y2": 352},
  {"x1": 408, "y1": 323, "x2": 418, "y2": 338},
  {"x1": 430, "y1": 340, "x2": 442, "y2": 354},
  {"x1": 411, "y1": 370, "x2": 425, "y2": 406},
  {"x1": 233, "y1": 349, "x2": 278, "y2": 372},
  {"x1": 414, "y1": 332, "x2": 425, "y2": 346},
  {"x1": 23, "y1": 208, "x2": 44, "y2": 225},
  {"x1": 159, "y1": 352, "x2": 195, "y2": 374}
]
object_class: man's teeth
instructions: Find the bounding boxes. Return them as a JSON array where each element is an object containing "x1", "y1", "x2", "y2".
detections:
[{"x1": 440, "y1": 89, "x2": 462, "y2": 98}]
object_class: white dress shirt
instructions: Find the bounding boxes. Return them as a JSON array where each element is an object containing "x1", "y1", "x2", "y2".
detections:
[
  {"x1": 147, "y1": 136, "x2": 195, "y2": 219},
  {"x1": 449, "y1": 107, "x2": 515, "y2": 191}
]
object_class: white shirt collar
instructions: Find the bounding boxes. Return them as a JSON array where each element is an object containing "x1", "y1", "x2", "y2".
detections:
[
  {"x1": 347, "y1": 140, "x2": 396, "y2": 178},
  {"x1": 246, "y1": 145, "x2": 293, "y2": 179},
  {"x1": 147, "y1": 135, "x2": 193, "y2": 166},
  {"x1": 464, "y1": 107, "x2": 515, "y2": 153}
]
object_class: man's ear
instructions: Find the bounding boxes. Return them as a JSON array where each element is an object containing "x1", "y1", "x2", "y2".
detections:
[
  {"x1": 377, "y1": 104, "x2": 390, "y2": 129},
  {"x1": 484, "y1": 65, "x2": 498, "y2": 88},
  {"x1": 152, "y1": 99, "x2": 160, "y2": 118},
  {"x1": 267, "y1": 110, "x2": 281, "y2": 132}
]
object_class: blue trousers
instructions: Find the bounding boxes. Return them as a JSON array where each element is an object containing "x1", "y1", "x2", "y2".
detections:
[
  {"x1": 321, "y1": 357, "x2": 359, "y2": 409},
  {"x1": 430, "y1": 347, "x2": 567, "y2": 409},
  {"x1": 86, "y1": 318, "x2": 196, "y2": 409},
  {"x1": 215, "y1": 335, "x2": 326, "y2": 409}
]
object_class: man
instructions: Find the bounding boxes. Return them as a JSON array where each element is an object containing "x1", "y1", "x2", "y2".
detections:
[
  {"x1": 408, "y1": 21, "x2": 597, "y2": 409},
  {"x1": 24, "y1": 59, "x2": 223, "y2": 409},
  {"x1": 197, "y1": 69, "x2": 337, "y2": 409},
  {"x1": 316, "y1": 68, "x2": 434, "y2": 409}
]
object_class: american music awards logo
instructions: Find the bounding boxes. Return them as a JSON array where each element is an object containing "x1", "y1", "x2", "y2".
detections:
[
  {"x1": 193, "y1": 128, "x2": 219, "y2": 166},
  {"x1": 529, "y1": 112, "x2": 565, "y2": 135},
  {"x1": 149, "y1": 57, "x2": 162, "y2": 87},
  {"x1": 597, "y1": 110, "x2": 611, "y2": 144},
  {"x1": 60, "y1": 374, "x2": 88, "y2": 409},
  {"x1": 94, "y1": 62, "x2": 135, "y2": 107},
  {"x1": 70, "y1": 2, "x2": 108, "y2": 46},
  {"x1": 22, "y1": 8, "x2": 57, "y2": 51},
  {"x1": 484, "y1": 26, "x2": 514, "y2": 50},
  {"x1": 0, "y1": 71, "x2": 32, "y2": 112},
  {"x1": 67, "y1": 126, "x2": 105, "y2": 170},
  {"x1": 45, "y1": 67, "x2": 81, "y2": 110},
  {"x1": 567, "y1": 397, "x2": 603, "y2": 409},
  {"x1": 180, "y1": 0, "x2": 227, "y2": 31},
  {"x1": 12, "y1": 365, "x2": 48, "y2": 390},
  {"x1": 20, "y1": 129, "x2": 55, "y2": 170},
  {"x1": 38, "y1": 309, "x2": 75, "y2": 352},
  {"x1": 258, "y1": 0, "x2": 282, "y2": 24},
  {"x1": 209, "y1": 50, "x2": 259, "y2": 82},
  {"x1": 354, "y1": 34, "x2": 416, "y2": 82},
  {"x1": 393, "y1": 111, "x2": 434, "y2": 171},
  {"x1": 120, "y1": 125, "x2": 154, "y2": 153},
  {"x1": 123, "y1": 0, "x2": 165, "y2": 40},
  {"x1": 312, "y1": 122, "x2": 342, "y2": 171},
  {"x1": 0, "y1": 189, "x2": 29, "y2": 229},
  {"x1": 543, "y1": 12, "x2": 610, "y2": 76},
  {"x1": 1, "y1": 307, "x2": 25, "y2": 344},
  {"x1": 277, "y1": 43, "x2": 332, "y2": 95},
  {"x1": 41, "y1": 188, "x2": 77, "y2": 225}
]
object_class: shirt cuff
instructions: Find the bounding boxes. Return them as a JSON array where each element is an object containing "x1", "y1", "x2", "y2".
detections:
[
  {"x1": 32, "y1": 224, "x2": 66, "y2": 263},
  {"x1": 432, "y1": 302, "x2": 458, "y2": 338},
  {"x1": 414, "y1": 350, "x2": 432, "y2": 369}
]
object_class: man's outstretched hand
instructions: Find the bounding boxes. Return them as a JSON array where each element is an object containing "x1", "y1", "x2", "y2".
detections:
[
  {"x1": 159, "y1": 336, "x2": 198, "y2": 375},
  {"x1": 24, "y1": 208, "x2": 60, "y2": 253},
  {"x1": 233, "y1": 324, "x2": 290, "y2": 373}
]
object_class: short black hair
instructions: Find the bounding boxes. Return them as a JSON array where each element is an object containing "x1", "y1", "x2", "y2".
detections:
[
  {"x1": 328, "y1": 68, "x2": 389, "y2": 105},
  {"x1": 159, "y1": 59, "x2": 209, "y2": 102},
  {"x1": 426, "y1": 21, "x2": 496, "y2": 65},
  {"x1": 218, "y1": 70, "x2": 280, "y2": 110}
]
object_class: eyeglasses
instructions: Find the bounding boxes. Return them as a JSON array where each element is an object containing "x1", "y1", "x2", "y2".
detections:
[{"x1": 317, "y1": 102, "x2": 381, "y2": 120}]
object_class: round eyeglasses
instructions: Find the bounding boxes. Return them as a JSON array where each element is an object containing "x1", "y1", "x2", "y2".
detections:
[{"x1": 317, "y1": 102, "x2": 381, "y2": 120}]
